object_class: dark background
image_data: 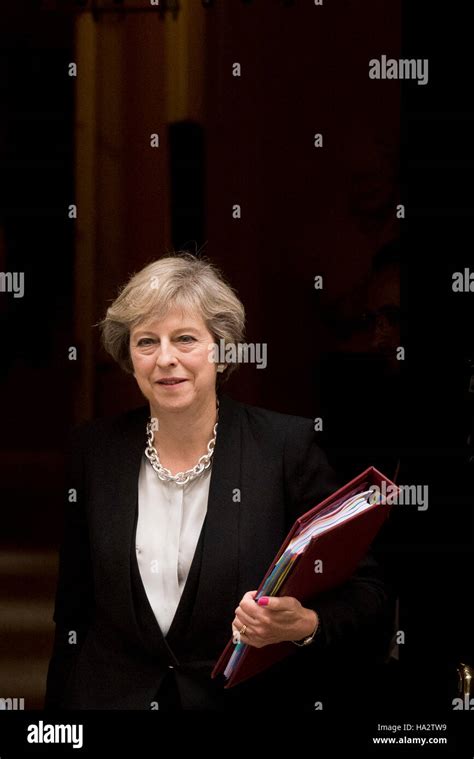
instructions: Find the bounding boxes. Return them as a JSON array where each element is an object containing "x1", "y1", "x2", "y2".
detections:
[{"x1": 0, "y1": 0, "x2": 473, "y2": 729}]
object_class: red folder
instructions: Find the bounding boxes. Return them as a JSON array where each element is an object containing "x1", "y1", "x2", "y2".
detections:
[{"x1": 211, "y1": 466, "x2": 397, "y2": 688}]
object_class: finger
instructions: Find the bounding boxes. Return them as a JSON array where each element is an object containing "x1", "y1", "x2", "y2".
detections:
[
  {"x1": 235, "y1": 594, "x2": 260, "y2": 623},
  {"x1": 238, "y1": 590, "x2": 258, "y2": 606},
  {"x1": 257, "y1": 595, "x2": 297, "y2": 611},
  {"x1": 233, "y1": 607, "x2": 257, "y2": 628},
  {"x1": 256, "y1": 595, "x2": 280, "y2": 610},
  {"x1": 232, "y1": 616, "x2": 242, "y2": 636},
  {"x1": 237, "y1": 601, "x2": 261, "y2": 622},
  {"x1": 232, "y1": 617, "x2": 254, "y2": 645}
]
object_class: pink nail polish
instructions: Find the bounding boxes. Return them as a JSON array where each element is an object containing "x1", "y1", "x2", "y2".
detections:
[{"x1": 258, "y1": 597, "x2": 269, "y2": 606}]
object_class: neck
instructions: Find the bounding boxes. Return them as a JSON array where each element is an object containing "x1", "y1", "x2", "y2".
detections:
[{"x1": 150, "y1": 393, "x2": 219, "y2": 458}]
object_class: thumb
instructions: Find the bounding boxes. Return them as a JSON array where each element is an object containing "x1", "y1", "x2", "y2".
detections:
[{"x1": 256, "y1": 594, "x2": 279, "y2": 609}]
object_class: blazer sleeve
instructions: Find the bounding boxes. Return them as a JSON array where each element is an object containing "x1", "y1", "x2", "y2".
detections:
[
  {"x1": 283, "y1": 417, "x2": 395, "y2": 660},
  {"x1": 44, "y1": 423, "x2": 95, "y2": 710}
]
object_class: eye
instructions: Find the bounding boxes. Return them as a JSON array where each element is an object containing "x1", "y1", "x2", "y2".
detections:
[
  {"x1": 178, "y1": 335, "x2": 196, "y2": 343},
  {"x1": 137, "y1": 337, "x2": 155, "y2": 347}
]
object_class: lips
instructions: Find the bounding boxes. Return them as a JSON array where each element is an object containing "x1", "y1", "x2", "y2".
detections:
[{"x1": 156, "y1": 379, "x2": 187, "y2": 385}]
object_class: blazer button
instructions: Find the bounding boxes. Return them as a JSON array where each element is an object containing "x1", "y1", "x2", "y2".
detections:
[{"x1": 168, "y1": 665, "x2": 174, "y2": 669}]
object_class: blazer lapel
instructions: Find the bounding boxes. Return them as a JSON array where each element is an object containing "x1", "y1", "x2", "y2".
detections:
[
  {"x1": 109, "y1": 404, "x2": 177, "y2": 660},
  {"x1": 113, "y1": 392, "x2": 242, "y2": 662},
  {"x1": 167, "y1": 391, "x2": 242, "y2": 656}
]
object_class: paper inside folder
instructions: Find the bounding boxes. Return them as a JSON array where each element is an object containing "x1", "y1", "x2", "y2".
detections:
[{"x1": 223, "y1": 486, "x2": 382, "y2": 680}]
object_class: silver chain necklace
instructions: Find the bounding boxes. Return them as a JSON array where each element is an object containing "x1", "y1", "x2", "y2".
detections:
[{"x1": 144, "y1": 401, "x2": 219, "y2": 486}]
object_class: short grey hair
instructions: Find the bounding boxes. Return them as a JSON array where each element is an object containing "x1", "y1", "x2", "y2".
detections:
[{"x1": 98, "y1": 252, "x2": 246, "y2": 385}]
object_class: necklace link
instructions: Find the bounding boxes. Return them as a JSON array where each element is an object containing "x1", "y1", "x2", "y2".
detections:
[{"x1": 144, "y1": 401, "x2": 219, "y2": 486}]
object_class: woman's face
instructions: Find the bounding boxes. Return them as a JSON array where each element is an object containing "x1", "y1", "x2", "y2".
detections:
[{"x1": 129, "y1": 306, "x2": 218, "y2": 414}]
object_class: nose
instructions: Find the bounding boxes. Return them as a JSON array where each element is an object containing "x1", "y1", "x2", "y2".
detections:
[{"x1": 155, "y1": 339, "x2": 178, "y2": 367}]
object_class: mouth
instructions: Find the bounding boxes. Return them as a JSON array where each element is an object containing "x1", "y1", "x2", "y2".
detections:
[{"x1": 155, "y1": 379, "x2": 188, "y2": 387}]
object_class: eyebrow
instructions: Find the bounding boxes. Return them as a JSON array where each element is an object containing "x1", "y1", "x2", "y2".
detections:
[{"x1": 131, "y1": 326, "x2": 201, "y2": 338}]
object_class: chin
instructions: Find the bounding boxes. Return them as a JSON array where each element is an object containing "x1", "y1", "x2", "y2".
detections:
[{"x1": 152, "y1": 386, "x2": 193, "y2": 406}]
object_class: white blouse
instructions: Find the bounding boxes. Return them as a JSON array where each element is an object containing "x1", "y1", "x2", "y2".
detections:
[{"x1": 135, "y1": 454, "x2": 212, "y2": 636}]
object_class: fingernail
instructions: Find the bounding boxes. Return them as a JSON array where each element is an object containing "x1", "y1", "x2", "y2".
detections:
[{"x1": 258, "y1": 597, "x2": 269, "y2": 606}]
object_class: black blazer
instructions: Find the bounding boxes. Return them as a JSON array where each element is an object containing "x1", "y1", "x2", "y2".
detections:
[{"x1": 45, "y1": 391, "x2": 395, "y2": 712}]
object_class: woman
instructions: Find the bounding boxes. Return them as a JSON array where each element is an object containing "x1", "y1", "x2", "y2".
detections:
[{"x1": 45, "y1": 253, "x2": 394, "y2": 712}]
